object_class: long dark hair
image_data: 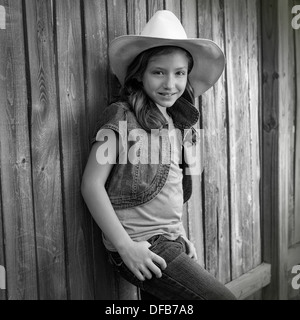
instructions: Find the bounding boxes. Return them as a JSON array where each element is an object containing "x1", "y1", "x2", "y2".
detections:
[{"x1": 120, "y1": 46, "x2": 194, "y2": 132}]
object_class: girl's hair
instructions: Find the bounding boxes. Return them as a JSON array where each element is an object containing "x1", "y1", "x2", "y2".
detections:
[{"x1": 120, "y1": 46, "x2": 195, "y2": 132}]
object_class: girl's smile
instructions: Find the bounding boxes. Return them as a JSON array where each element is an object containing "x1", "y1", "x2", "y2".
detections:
[{"x1": 142, "y1": 50, "x2": 189, "y2": 108}]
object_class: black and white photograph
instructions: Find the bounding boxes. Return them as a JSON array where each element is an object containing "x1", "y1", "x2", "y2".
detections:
[{"x1": 0, "y1": 0, "x2": 299, "y2": 304}]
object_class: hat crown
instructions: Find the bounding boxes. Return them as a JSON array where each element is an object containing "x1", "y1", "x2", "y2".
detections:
[{"x1": 141, "y1": 10, "x2": 187, "y2": 39}]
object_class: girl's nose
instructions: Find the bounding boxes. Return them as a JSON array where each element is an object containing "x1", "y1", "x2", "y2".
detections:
[{"x1": 163, "y1": 74, "x2": 175, "y2": 89}]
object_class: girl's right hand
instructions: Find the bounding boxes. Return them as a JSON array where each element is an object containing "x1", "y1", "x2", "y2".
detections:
[{"x1": 118, "y1": 240, "x2": 167, "y2": 281}]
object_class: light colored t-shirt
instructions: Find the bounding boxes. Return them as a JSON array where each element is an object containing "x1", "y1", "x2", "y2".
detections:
[{"x1": 100, "y1": 106, "x2": 186, "y2": 251}]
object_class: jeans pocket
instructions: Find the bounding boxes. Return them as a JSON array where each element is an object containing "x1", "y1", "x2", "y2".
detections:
[
  {"x1": 108, "y1": 251, "x2": 144, "y2": 289},
  {"x1": 148, "y1": 234, "x2": 165, "y2": 251},
  {"x1": 108, "y1": 252, "x2": 124, "y2": 267}
]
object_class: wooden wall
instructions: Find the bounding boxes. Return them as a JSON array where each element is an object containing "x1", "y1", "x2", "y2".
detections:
[
  {"x1": 262, "y1": 0, "x2": 300, "y2": 300},
  {"x1": 0, "y1": 0, "x2": 298, "y2": 300}
]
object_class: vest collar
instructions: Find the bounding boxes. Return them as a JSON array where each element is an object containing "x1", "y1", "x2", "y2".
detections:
[{"x1": 165, "y1": 97, "x2": 200, "y2": 129}]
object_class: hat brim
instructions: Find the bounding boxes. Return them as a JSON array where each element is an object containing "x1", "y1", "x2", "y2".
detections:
[{"x1": 109, "y1": 35, "x2": 225, "y2": 97}]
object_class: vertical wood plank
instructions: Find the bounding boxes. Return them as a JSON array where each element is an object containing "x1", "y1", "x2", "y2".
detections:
[
  {"x1": 0, "y1": 0, "x2": 38, "y2": 299},
  {"x1": 257, "y1": 2, "x2": 264, "y2": 301},
  {"x1": 106, "y1": 0, "x2": 127, "y2": 101},
  {"x1": 106, "y1": 0, "x2": 139, "y2": 300},
  {"x1": 181, "y1": 0, "x2": 197, "y2": 37},
  {"x1": 147, "y1": 0, "x2": 164, "y2": 19},
  {"x1": 84, "y1": 0, "x2": 109, "y2": 135},
  {"x1": 181, "y1": 0, "x2": 205, "y2": 268},
  {"x1": 83, "y1": 0, "x2": 116, "y2": 300},
  {"x1": 285, "y1": 2, "x2": 296, "y2": 250},
  {"x1": 294, "y1": 0, "x2": 300, "y2": 246},
  {"x1": 25, "y1": 0, "x2": 67, "y2": 300},
  {"x1": 277, "y1": 0, "x2": 295, "y2": 300},
  {"x1": 224, "y1": 0, "x2": 254, "y2": 279},
  {"x1": 197, "y1": 0, "x2": 231, "y2": 283},
  {"x1": 165, "y1": 0, "x2": 181, "y2": 18},
  {"x1": 127, "y1": 0, "x2": 147, "y2": 34},
  {"x1": 211, "y1": 0, "x2": 231, "y2": 284},
  {"x1": 197, "y1": 0, "x2": 216, "y2": 275},
  {"x1": 247, "y1": 0, "x2": 261, "y2": 268},
  {"x1": 55, "y1": 0, "x2": 94, "y2": 299},
  {"x1": 261, "y1": 0, "x2": 280, "y2": 300}
]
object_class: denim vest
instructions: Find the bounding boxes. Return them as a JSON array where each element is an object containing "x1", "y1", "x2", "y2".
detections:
[{"x1": 92, "y1": 97, "x2": 200, "y2": 209}]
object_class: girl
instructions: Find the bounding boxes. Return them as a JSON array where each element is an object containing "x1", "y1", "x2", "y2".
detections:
[{"x1": 81, "y1": 10, "x2": 236, "y2": 300}]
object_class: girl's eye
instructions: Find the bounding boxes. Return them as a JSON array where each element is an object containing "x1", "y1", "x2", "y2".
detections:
[
  {"x1": 152, "y1": 71, "x2": 164, "y2": 75},
  {"x1": 177, "y1": 71, "x2": 186, "y2": 76}
]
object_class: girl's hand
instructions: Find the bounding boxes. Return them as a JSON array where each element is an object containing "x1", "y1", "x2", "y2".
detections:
[
  {"x1": 118, "y1": 240, "x2": 167, "y2": 281},
  {"x1": 182, "y1": 236, "x2": 198, "y2": 261}
]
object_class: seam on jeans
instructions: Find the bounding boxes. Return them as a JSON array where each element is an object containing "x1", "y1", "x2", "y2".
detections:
[{"x1": 162, "y1": 271, "x2": 208, "y2": 300}]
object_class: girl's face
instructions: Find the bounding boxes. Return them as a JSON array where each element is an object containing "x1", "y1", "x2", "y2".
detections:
[{"x1": 142, "y1": 50, "x2": 189, "y2": 108}]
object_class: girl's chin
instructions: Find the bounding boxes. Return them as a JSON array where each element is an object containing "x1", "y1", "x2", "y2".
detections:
[
  {"x1": 156, "y1": 102, "x2": 174, "y2": 108},
  {"x1": 154, "y1": 98, "x2": 178, "y2": 108}
]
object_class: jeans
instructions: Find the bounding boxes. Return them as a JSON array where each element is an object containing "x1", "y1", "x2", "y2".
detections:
[{"x1": 108, "y1": 234, "x2": 237, "y2": 300}]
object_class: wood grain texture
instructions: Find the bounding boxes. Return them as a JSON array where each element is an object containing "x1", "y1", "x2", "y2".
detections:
[
  {"x1": 181, "y1": 0, "x2": 205, "y2": 268},
  {"x1": 277, "y1": 0, "x2": 295, "y2": 300},
  {"x1": 0, "y1": 0, "x2": 38, "y2": 299},
  {"x1": 211, "y1": 0, "x2": 231, "y2": 284},
  {"x1": 196, "y1": 0, "x2": 231, "y2": 284},
  {"x1": 261, "y1": 0, "x2": 280, "y2": 300},
  {"x1": 55, "y1": 0, "x2": 94, "y2": 299},
  {"x1": 25, "y1": 0, "x2": 67, "y2": 300},
  {"x1": 247, "y1": 0, "x2": 261, "y2": 268},
  {"x1": 127, "y1": 0, "x2": 147, "y2": 34},
  {"x1": 261, "y1": 0, "x2": 299, "y2": 300},
  {"x1": 284, "y1": 2, "x2": 296, "y2": 250},
  {"x1": 147, "y1": 0, "x2": 164, "y2": 19},
  {"x1": 181, "y1": 0, "x2": 197, "y2": 38},
  {"x1": 165, "y1": 0, "x2": 181, "y2": 19},
  {"x1": 294, "y1": 0, "x2": 300, "y2": 246},
  {"x1": 106, "y1": 0, "x2": 127, "y2": 101},
  {"x1": 224, "y1": 0, "x2": 257, "y2": 279},
  {"x1": 84, "y1": 0, "x2": 109, "y2": 135},
  {"x1": 83, "y1": 0, "x2": 116, "y2": 300},
  {"x1": 199, "y1": 0, "x2": 220, "y2": 279},
  {"x1": 225, "y1": 263, "x2": 271, "y2": 300}
]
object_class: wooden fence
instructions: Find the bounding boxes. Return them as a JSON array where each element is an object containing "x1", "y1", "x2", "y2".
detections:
[{"x1": 0, "y1": 0, "x2": 299, "y2": 300}]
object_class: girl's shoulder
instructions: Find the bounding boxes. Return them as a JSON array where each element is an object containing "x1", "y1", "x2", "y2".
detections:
[
  {"x1": 109, "y1": 100, "x2": 131, "y2": 112},
  {"x1": 92, "y1": 101, "x2": 139, "y2": 143},
  {"x1": 98, "y1": 101, "x2": 131, "y2": 126},
  {"x1": 108, "y1": 102, "x2": 140, "y2": 131}
]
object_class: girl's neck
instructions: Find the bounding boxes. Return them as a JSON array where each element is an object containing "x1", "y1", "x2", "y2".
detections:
[{"x1": 155, "y1": 104, "x2": 170, "y2": 120}]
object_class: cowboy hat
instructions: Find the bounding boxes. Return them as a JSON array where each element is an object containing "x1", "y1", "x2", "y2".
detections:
[{"x1": 109, "y1": 10, "x2": 225, "y2": 97}]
